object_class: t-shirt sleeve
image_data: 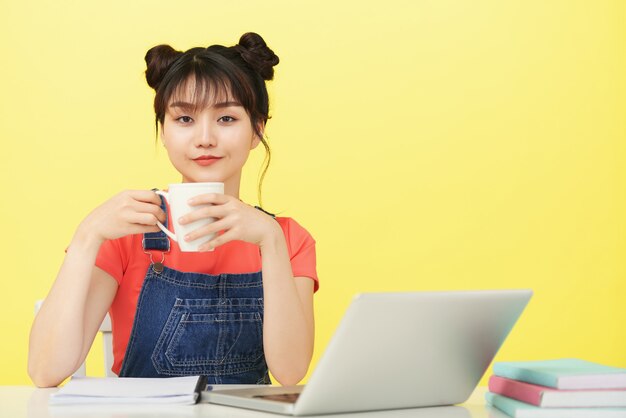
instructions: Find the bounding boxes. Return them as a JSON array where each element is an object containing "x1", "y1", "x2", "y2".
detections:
[
  {"x1": 95, "y1": 238, "x2": 128, "y2": 286},
  {"x1": 279, "y1": 217, "x2": 319, "y2": 292}
]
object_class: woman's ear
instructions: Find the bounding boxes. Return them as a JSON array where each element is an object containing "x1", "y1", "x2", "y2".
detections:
[
  {"x1": 250, "y1": 122, "x2": 265, "y2": 150},
  {"x1": 251, "y1": 135, "x2": 261, "y2": 150},
  {"x1": 159, "y1": 123, "x2": 166, "y2": 147}
]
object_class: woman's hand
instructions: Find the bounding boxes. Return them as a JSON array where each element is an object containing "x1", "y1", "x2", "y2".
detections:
[
  {"x1": 180, "y1": 193, "x2": 280, "y2": 251},
  {"x1": 76, "y1": 190, "x2": 166, "y2": 245}
]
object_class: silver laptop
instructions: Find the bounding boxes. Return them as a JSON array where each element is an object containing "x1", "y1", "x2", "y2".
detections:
[{"x1": 204, "y1": 289, "x2": 532, "y2": 416}]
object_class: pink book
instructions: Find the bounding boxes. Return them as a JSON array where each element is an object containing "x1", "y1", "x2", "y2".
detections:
[{"x1": 488, "y1": 375, "x2": 626, "y2": 408}]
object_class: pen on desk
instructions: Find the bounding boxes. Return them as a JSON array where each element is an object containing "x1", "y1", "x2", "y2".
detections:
[{"x1": 194, "y1": 375, "x2": 209, "y2": 404}]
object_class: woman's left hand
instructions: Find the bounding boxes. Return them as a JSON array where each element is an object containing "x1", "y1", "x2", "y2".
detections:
[{"x1": 179, "y1": 193, "x2": 281, "y2": 251}]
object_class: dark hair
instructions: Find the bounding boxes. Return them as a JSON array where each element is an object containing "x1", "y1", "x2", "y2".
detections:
[{"x1": 144, "y1": 32, "x2": 280, "y2": 207}]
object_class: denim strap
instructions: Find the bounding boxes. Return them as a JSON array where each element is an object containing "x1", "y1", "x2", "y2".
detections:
[{"x1": 142, "y1": 190, "x2": 170, "y2": 252}]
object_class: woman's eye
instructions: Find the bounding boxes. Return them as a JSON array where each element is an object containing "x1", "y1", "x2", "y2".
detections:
[
  {"x1": 219, "y1": 116, "x2": 236, "y2": 123},
  {"x1": 176, "y1": 116, "x2": 193, "y2": 123}
]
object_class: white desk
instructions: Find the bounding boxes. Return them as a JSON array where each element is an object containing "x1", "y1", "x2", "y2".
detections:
[{"x1": 0, "y1": 386, "x2": 510, "y2": 418}]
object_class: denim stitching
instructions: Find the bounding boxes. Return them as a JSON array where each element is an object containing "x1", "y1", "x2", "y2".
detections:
[
  {"x1": 151, "y1": 300, "x2": 184, "y2": 375},
  {"x1": 123, "y1": 267, "x2": 267, "y2": 380},
  {"x1": 153, "y1": 362, "x2": 265, "y2": 377},
  {"x1": 153, "y1": 267, "x2": 263, "y2": 289},
  {"x1": 164, "y1": 311, "x2": 263, "y2": 366},
  {"x1": 217, "y1": 276, "x2": 227, "y2": 366},
  {"x1": 119, "y1": 275, "x2": 154, "y2": 376},
  {"x1": 156, "y1": 275, "x2": 262, "y2": 290},
  {"x1": 218, "y1": 313, "x2": 245, "y2": 363},
  {"x1": 174, "y1": 298, "x2": 262, "y2": 308},
  {"x1": 166, "y1": 354, "x2": 266, "y2": 367}
]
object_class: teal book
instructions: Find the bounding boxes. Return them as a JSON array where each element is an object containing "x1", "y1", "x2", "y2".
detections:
[
  {"x1": 493, "y1": 359, "x2": 626, "y2": 390},
  {"x1": 485, "y1": 392, "x2": 626, "y2": 418}
]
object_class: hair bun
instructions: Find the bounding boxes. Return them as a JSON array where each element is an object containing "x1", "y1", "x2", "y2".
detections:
[
  {"x1": 144, "y1": 44, "x2": 183, "y2": 90},
  {"x1": 235, "y1": 32, "x2": 280, "y2": 81}
]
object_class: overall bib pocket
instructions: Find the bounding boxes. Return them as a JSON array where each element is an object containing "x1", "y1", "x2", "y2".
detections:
[{"x1": 152, "y1": 298, "x2": 265, "y2": 376}]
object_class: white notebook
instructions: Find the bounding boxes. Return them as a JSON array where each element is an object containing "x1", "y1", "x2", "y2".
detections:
[{"x1": 49, "y1": 376, "x2": 205, "y2": 405}]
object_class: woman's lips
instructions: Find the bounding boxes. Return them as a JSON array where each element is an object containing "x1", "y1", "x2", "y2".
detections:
[{"x1": 193, "y1": 156, "x2": 222, "y2": 166}]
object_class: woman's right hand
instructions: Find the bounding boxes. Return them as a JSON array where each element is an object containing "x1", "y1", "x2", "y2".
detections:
[
  {"x1": 28, "y1": 190, "x2": 164, "y2": 387},
  {"x1": 75, "y1": 190, "x2": 166, "y2": 245}
]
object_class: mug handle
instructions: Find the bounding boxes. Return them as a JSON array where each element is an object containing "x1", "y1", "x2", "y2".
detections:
[{"x1": 154, "y1": 190, "x2": 177, "y2": 242}]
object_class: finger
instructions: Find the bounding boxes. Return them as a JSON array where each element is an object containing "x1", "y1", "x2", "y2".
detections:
[
  {"x1": 132, "y1": 201, "x2": 167, "y2": 223},
  {"x1": 123, "y1": 225, "x2": 161, "y2": 237},
  {"x1": 184, "y1": 217, "x2": 231, "y2": 242},
  {"x1": 129, "y1": 190, "x2": 164, "y2": 206},
  {"x1": 128, "y1": 212, "x2": 163, "y2": 227},
  {"x1": 127, "y1": 224, "x2": 161, "y2": 235},
  {"x1": 179, "y1": 204, "x2": 229, "y2": 225},
  {"x1": 187, "y1": 193, "x2": 231, "y2": 206},
  {"x1": 199, "y1": 229, "x2": 238, "y2": 252}
]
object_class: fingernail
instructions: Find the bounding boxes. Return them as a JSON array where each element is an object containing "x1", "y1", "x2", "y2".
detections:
[
  {"x1": 179, "y1": 217, "x2": 185, "y2": 224},
  {"x1": 184, "y1": 234, "x2": 191, "y2": 241},
  {"x1": 188, "y1": 198, "x2": 195, "y2": 204}
]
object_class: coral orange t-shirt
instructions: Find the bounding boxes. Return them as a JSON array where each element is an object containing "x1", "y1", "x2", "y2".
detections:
[{"x1": 95, "y1": 216, "x2": 318, "y2": 375}]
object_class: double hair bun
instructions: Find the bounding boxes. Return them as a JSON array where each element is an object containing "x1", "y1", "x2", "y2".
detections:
[
  {"x1": 144, "y1": 32, "x2": 280, "y2": 91},
  {"x1": 233, "y1": 32, "x2": 280, "y2": 81}
]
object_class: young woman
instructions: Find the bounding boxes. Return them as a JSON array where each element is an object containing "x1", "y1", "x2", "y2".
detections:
[{"x1": 28, "y1": 32, "x2": 318, "y2": 387}]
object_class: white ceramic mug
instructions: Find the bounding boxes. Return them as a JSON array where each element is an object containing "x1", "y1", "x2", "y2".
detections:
[{"x1": 155, "y1": 182, "x2": 224, "y2": 252}]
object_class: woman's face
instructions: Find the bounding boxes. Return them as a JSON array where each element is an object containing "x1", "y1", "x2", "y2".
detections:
[{"x1": 160, "y1": 83, "x2": 261, "y2": 195}]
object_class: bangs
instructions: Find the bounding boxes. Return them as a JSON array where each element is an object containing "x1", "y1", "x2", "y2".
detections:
[
  {"x1": 168, "y1": 73, "x2": 236, "y2": 114},
  {"x1": 152, "y1": 48, "x2": 261, "y2": 136}
]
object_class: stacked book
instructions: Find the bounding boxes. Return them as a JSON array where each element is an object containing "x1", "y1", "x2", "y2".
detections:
[{"x1": 485, "y1": 359, "x2": 626, "y2": 417}]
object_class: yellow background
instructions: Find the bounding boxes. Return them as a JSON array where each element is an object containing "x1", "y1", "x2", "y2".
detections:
[{"x1": 0, "y1": 0, "x2": 624, "y2": 385}]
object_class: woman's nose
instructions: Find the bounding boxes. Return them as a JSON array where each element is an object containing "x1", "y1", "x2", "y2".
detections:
[{"x1": 195, "y1": 122, "x2": 217, "y2": 147}]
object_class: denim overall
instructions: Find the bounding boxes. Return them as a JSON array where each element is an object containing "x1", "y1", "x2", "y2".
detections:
[{"x1": 118, "y1": 197, "x2": 271, "y2": 384}]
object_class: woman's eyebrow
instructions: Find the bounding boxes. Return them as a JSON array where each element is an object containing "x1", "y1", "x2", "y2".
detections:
[
  {"x1": 168, "y1": 101, "x2": 243, "y2": 111},
  {"x1": 213, "y1": 101, "x2": 243, "y2": 109},
  {"x1": 168, "y1": 101, "x2": 195, "y2": 112}
]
